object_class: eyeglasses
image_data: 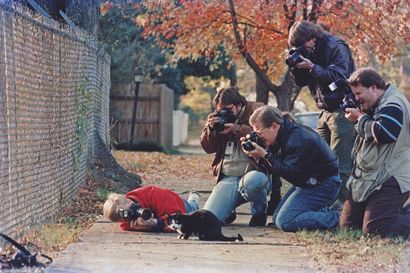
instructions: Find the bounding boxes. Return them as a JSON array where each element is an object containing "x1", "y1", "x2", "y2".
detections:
[{"x1": 254, "y1": 128, "x2": 267, "y2": 135}]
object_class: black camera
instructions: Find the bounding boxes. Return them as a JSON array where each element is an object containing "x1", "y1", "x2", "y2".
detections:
[
  {"x1": 212, "y1": 108, "x2": 236, "y2": 133},
  {"x1": 340, "y1": 92, "x2": 358, "y2": 112},
  {"x1": 328, "y1": 79, "x2": 358, "y2": 112},
  {"x1": 242, "y1": 131, "x2": 259, "y2": 151},
  {"x1": 118, "y1": 202, "x2": 153, "y2": 221},
  {"x1": 285, "y1": 47, "x2": 306, "y2": 68}
]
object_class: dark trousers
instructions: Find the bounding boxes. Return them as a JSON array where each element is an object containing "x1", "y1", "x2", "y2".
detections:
[{"x1": 340, "y1": 177, "x2": 410, "y2": 237}]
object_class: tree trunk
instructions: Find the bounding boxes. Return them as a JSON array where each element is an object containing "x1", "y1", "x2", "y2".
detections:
[
  {"x1": 31, "y1": 0, "x2": 100, "y2": 35},
  {"x1": 274, "y1": 69, "x2": 301, "y2": 111},
  {"x1": 255, "y1": 74, "x2": 269, "y2": 104},
  {"x1": 66, "y1": 0, "x2": 101, "y2": 35}
]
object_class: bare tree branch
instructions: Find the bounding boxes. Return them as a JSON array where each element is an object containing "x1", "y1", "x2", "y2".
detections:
[
  {"x1": 227, "y1": 0, "x2": 279, "y2": 94},
  {"x1": 308, "y1": 0, "x2": 324, "y2": 22},
  {"x1": 303, "y1": 0, "x2": 308, "y2": 19}
]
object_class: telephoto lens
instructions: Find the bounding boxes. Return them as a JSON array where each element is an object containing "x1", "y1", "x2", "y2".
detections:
[
  {"x1": 137, "y1": 208, "x2": 153, "y2": 221},
  {"x1": 118, "y1": 207, "x2": 153, "y2": 221}
]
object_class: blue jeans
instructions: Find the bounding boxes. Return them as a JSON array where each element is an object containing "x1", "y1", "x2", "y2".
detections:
[
  {"x1": 183, "y1": 200, "x2": 199, "y2": 213},
  {"x1": 272, "y1": 175, "x2": 341, "y2": 232},
  {"x1": 203, "y1": 171, "x2": 271, "y2": 224}
]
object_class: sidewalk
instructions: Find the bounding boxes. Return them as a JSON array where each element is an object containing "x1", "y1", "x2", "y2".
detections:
[
  {"x1": 45, "y1": 141, "x2": 315, "y2": 273},
  {"x1": 46, "y1": 199, "x2": 314, "y2": 273},
  {"x1": 178, "y1": 138, "x2": 205, "y2": 155}
]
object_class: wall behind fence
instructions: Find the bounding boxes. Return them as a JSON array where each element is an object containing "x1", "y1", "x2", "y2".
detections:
[{"x1": 0, "y1": 4, "x2": 111, "y2": 235}]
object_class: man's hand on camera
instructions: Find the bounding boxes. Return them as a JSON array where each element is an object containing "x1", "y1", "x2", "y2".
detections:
[
  {"x1": 295, "y1": 55, "x2": 314, "y2": 71},
  {"x1": 206, "y1": 112, "x2": 218, "y2": 129},
  {"x1": 345, "y1": 107, "x2": 362, "y2": 122},
  {"x1": 218, "y1": 123, "x2": 234, "y2": 135},
  {"x1": 129, "y1": 217, "x2": 158, "y2": 230},
  {"x1": 242, "y1": 141, "x2": 267, "y2": 159}
]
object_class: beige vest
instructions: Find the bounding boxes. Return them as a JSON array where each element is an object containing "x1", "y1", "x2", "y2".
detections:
[
  {"x1": 221, "y1": 140, "x2": 251, "y2": 177},
  {"x1": 347, "y1": 85, "x2": 410, "y2": 202}
]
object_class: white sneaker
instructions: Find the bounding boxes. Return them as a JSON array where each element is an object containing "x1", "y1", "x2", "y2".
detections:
[{"x1": 188, "y1": 191, "x2": 200, "y2": 207}]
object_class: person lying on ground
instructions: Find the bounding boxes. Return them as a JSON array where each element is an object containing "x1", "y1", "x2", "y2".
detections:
[{"x1": 103, "y1": 185, "x2": 199, "y2": 232}]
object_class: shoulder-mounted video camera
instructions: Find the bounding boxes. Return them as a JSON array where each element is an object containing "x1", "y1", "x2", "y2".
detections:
[
  {"x1": 328, "y1": 79, "x2": 358, "y2": 112},
  {"x1": 118, "y1": 200, "x2": 153, "y2": 221},
  {"x1": 285, "y1": 47, "x2": 308, "y2": 68},
  {"x1": 211, "y1": 108, "x2": 236, "y2": 133}
]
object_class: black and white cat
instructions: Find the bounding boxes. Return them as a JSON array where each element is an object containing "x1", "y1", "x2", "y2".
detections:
[{"x1": 172, "y1": 209, "x2": 243, "y2": 242}]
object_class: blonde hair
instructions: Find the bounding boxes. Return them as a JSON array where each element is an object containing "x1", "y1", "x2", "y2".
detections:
[
  {"x1": 103, "y1": 193, "x2": 129, "y2": 222},
  {"x1": 249, "y1": 105, "x2": 295, "y2": 128}
]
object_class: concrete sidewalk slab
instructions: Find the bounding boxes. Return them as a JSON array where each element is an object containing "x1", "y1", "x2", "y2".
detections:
[
  {"x1": 45, "y1": 148, "x2": 315, "y2": 273},
  {"x1": 46, "y1": 213, "x2": 314, "y2": 273}
]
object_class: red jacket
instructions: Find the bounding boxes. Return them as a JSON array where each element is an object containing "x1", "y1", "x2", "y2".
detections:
[{"x1": 119, "y1": 185, "x2": 186, "y2": 231}]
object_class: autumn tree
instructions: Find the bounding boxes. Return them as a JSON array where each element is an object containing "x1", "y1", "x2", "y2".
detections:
[
  {"x1": 142, "y1": 0, "x2": 409, "y2": 111},
  {"x1": 99, "y1": 2, "x2": 236, "y2": 106}
]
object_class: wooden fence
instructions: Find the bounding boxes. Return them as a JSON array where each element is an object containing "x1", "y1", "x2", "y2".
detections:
[{"x1": 110, "y1": 83, "x2": 174, "y2": 148}]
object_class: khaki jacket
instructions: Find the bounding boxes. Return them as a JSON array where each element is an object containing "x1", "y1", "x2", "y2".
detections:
[{"x1": 347, "y1": 85, "x2": 410, "y2": 201}]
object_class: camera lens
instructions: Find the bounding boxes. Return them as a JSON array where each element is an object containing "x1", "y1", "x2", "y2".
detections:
[
  {"x1": 139, "y1": 208, "x2": 153, "y2": 220},
  {"x1": 242, "y1": 141, "x2": 255, "y2": 151}
]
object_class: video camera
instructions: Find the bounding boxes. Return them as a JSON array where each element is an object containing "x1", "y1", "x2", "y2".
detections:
[
  {"x1": 211, "y1": 108, "x2": 236, "y2": 133},
  {"x1": 241, "y1": 131, "x2": 259, "y2": 151},
  {"x1": 118, "y1": 201, "x2": 153, "y2": 221},
  {"x1": 328, "y1": 79, "x2": 358, "y2": 112},
  {"x1": 285, "y1": 47, "x2": 308, "y2": 68}
]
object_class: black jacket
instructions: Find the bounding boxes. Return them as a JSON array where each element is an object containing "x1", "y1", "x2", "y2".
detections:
[
  {"x1": 291, "y1": 32, "x2": 355, "y2": 111},
  {"x1": 259, "y1": 117, "x2": 339, "y2": 187}
]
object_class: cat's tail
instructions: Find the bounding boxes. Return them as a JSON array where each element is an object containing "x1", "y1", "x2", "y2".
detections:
[{"x1": 221, "y1": 233, "x2": 243, "y2": 242}]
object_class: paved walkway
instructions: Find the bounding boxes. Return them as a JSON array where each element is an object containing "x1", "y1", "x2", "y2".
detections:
[{"x1": 45, "y1": 142, "x2": 315, "y2": 273}]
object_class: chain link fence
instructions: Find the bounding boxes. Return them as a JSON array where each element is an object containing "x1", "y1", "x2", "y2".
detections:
[{"x1": 0, "y1": 3, "x2": 111, "y2": 235}]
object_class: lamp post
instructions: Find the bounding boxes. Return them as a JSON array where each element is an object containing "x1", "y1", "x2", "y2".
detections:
[{"x1": 129, "y1": 68, "x2": 144, "y2": 148}]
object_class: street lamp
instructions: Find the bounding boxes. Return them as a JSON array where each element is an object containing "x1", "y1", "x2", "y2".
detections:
[{"x1": 129, "y1": 68, "x2": 144, "y2": 148}]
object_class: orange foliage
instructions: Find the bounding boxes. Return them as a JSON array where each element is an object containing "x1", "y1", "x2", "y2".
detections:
[{"x1": 142, "y1": 0, "x2": 409, "y2": 78}]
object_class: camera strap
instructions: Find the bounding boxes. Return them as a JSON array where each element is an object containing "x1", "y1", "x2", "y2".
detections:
[
  {"x1": 0, "y1": 233, "x2": 52, "y2": 269},
  {"x1": 235, "y1": 105, "x2": 246, "y2": 124}
]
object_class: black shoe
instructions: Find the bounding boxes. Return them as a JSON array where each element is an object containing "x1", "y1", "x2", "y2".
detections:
[
  {"x1": 267, "y1": 198, "x2": 281, "y2": 216},
  {"x1": 225, "y1": 211, "x2": 237, "y2": 224},
  {"x1": 249, "y1": 214, "x2": 267, "y2": 227}
]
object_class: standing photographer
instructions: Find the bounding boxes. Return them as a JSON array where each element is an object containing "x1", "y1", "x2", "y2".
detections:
[
  {"x1": 242, "y1": 105, "x2": 341, "y2": 232},
  {"x1": 287, "y1": 20, "x2": 356, "y2": 203},
  {"x1": 201, "y1": 87, "x2": 273, "y2": 226},
  {"x1": 103, "y1": 185, "x2": 199, "y2": 232},
  {"x1": 341, "y1": 68, "x2": 410, "y2": 237}
]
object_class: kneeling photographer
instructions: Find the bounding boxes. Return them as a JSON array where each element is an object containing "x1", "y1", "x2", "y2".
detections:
[
  {"x1": 242, "y1": 105, "x2": 341, "y2": 232},
  {"x1": 103, "y1": 185, "x2": 199, "y2": 232},
  {"x1": 341, "y1": 68, "x2": 410, "y2": 237},
  {"x1": 200, "y1": 87, "x2": 275, "y2": 227}
]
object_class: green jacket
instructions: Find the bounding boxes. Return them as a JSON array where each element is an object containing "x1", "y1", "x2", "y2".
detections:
[{"x1": 347, "y1": 84, "x2": 410, "y2": 201}]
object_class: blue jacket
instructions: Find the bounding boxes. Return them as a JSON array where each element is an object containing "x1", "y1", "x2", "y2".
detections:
[
  {"x1": 260, "y1": 117, "x2": 339, "y2": 187},
  {"x1": 291, "y1": 33, "x2": 355, "y2": 111}
]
